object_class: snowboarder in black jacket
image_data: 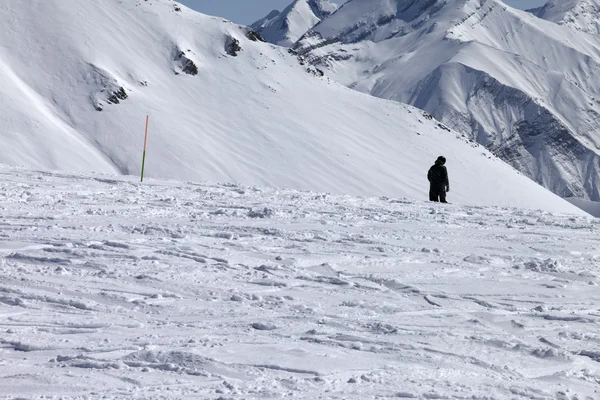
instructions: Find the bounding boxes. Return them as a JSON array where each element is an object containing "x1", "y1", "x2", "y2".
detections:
[{"x1": 428, "y1": 156, "x2": 449, "y2": 203}]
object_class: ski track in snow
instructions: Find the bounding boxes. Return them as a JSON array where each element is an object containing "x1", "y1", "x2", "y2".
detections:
[{"x1": 0, "y1": 166, "x2": 599, "y2": 399}]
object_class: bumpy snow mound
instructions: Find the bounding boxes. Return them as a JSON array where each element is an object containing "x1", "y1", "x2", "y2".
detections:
[
  {"x1": 0, "y1": 0, "x2": 581, "y2": 212},
  {"x1": 251, "y1": 0, "x2": 338, "y2": 47},
  {"x1": 295, "y1": 0, "x2": 600, "y2": 202},
  {"x1": 531, "y1": 0, "x2": 600, "y2": 35}
]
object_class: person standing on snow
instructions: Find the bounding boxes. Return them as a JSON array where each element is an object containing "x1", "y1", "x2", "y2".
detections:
[{"x1": 427, "y1": 156, "x2": 449, "y2": 203}]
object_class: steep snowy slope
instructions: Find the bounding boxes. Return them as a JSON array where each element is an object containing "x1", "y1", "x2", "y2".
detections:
[
  {"x1": 296, "y1": 0, "x2": 600, "y2": 202},
  {"x1": 251, "y1": 0, "x2": 338, "y2": 46},
  {"x1": 0, "y1": 0, "x2": 582, "y2": 213},
  {"x1": 530, "y1": 0, "x2": 600, "y2": 34}
]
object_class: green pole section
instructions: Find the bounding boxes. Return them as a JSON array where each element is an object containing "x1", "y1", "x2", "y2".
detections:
[
  {"x1": 141, "y1": 115, "x2": 149, "y2": 182},
  {"x1": 140, "y1": 150, "x2": 147, "y2": 182}
]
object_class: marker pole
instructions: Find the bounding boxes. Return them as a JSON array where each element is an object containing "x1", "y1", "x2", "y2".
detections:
[{"x1": 140, "y1": 115, "x2": 149, "y2": 182}]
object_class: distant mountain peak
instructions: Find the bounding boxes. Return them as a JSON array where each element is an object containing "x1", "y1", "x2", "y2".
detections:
[
  {"x1": 307, "y1": 0, "x2": 338, "y2": 17},
  {"x1": 294, "y1": 0, "x2": 600, "y2": 202},
  {"x1": 266, "y1": 9, "x2": 281, "y2": 19},
  {"x1": 251, "y1": 0, "x2": 338, "y2": 47},
  {"x1": 531, "y1": 0, "x2": 600, "y2": 34}
]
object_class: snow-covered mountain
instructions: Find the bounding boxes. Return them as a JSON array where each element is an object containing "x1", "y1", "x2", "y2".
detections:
[
  {"x1": 251, "y1": 0, "x2": 338, "y2": 47},
  {"x1": 530, "y1": 0, "x2": 600, "y2": 35},
  {"x1": 295, "y1": 0, "x2": 600, "y2": 202},
  {"x1": 0, "y1": 0, "x2": 582, "y2": 213}
]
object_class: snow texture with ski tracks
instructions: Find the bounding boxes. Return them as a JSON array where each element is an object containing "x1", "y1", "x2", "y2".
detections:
[{"x1": 0, "y1": 166, "x2": 598, "y2": 399}]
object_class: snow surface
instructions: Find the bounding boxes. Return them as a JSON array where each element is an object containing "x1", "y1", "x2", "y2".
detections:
[
  {"x1": 251, "y1": 0, "x2": 338, "y2": 47},
  {"x1": 0, "y1": 165, "x2": 598, "y2": 399},
  {"x1": 295, "y1": 0, "x2": 600, "y2": 203},
  {"x1": 0, "y1": 0, "x2": 583, "y2": 214}
]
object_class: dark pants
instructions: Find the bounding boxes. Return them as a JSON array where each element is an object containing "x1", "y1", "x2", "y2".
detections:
[{"x1": 429, "y1": 187, "x2": 447, "y2": 203}]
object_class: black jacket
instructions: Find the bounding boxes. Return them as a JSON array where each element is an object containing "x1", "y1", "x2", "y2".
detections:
[{"x1": 428, "y1": 163, "x2": 449, "y2": 190}]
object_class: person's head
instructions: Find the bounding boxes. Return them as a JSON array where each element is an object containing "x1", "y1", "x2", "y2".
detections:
[{"x1": 435, "y1": 156, "x2": 446, "y2": 166}]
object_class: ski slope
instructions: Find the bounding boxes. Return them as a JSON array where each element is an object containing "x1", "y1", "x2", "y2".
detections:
[
  {"x1": 296, "y1": 0, "x2": 600, "y2": 202},
  {"x1": 0, "y1": 0, "x2": 582, "y2": 213},
  {"x1": 0, "y1": 166, "x2": 598, "y2": 399}
]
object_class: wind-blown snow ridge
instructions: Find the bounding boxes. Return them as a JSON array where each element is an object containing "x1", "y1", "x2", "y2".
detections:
[
  {"x1": 251, "y1": 0, "x2": 338, "y2": 46},
  {"x1": 0, "y1": 165, "x2": 598, "y2": 398},
  {"x1": 295, "y1": 0, "x2": 600, "y2": 203},
  {"x1": 0, "y1": 0, "x2": 581, "y2": 213}
]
